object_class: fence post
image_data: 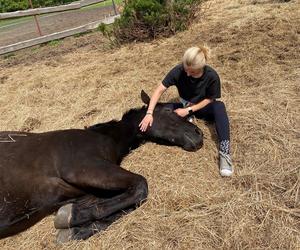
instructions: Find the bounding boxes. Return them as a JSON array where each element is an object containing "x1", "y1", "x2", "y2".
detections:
[
  {"x1": 111, "y1": 0, "x2": 118, "y2": 15},
  {"x1": 28, "y1": 0, "x2": 43, "y2": 36}
]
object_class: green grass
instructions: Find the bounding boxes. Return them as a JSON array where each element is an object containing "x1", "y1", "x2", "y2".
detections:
[
  {"x1": 3, "y1": 52, "x2": 15, "y2": 59},
  {"x1": 0, "y1": 16, "x2": 33, "y2": 28},
  {"x1": 47, "y1": 39, "x2": 61, "y2": 46},
  {"x1": 81, "y1": 0, "x2": 123, "y2": 11}
]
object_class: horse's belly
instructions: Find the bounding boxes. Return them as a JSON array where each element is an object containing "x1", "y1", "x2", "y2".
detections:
[{"x1": 0, "y1": 190, "x2": 31, "y2": 223}]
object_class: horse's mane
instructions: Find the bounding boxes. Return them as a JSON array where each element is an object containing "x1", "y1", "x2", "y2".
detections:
[
  {"x1": 87, "y1": 120, "x2": 119, "y2": 131},
  {"x1": 87, "y1": 106, "x2": 147, "y2": 131},
  {"x1": 121, "y1": 106, "x2": 147, "y2": 121}
]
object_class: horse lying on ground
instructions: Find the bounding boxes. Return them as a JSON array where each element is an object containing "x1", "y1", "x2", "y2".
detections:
[{"x1": 0, "y1": 90, "x2": 203, "y2": 243}]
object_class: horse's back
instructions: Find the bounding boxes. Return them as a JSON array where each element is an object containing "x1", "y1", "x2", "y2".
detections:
[
  {"x1": 0, "y1": 131, "x2": 59, "y2": 172},
  {"x1": 0, "y1": 129, "x2": 117, "y2": 169}
]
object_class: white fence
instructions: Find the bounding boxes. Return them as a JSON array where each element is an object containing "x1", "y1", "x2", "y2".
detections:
[
  {"x1": 0, "y1": 0, "x2": 114, "y2": 19},
  {"x1": 0, "y1": 0, "x2": 119, "y2": 55}
]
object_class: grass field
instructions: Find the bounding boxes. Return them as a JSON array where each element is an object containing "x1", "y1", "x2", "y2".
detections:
[
  {"x1": 0, "y1": 16, "x2": 33, "y2": 28},
  {"x1": 82, "y1": 0, "x2": 122, "y2": 10}
]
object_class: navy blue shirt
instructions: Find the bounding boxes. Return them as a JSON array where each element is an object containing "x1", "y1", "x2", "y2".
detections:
[{"x1": 162, "y1": 64, "x2": 221, "y2": 103}]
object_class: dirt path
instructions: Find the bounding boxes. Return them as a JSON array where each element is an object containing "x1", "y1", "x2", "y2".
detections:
[{"x1": 0, "y1": 5, "x2": 115, "y2": 47}]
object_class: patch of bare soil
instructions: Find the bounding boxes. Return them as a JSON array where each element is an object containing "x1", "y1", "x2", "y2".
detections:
[{"x1": 0, "y1": 0, "x2": 299, "y2": 249}]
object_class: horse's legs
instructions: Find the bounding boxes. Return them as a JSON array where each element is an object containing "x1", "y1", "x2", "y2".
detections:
[
  {"x1": 55, "y1": 161, "x2": 148, "y2": 229},
  {"x1": 56, "y1": 207, "x2": 133, "y2": 243},
  {"x1": 56, "y1": 221, "x2": 108, "y2": 243}
]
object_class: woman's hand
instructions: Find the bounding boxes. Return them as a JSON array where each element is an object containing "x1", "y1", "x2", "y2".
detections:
[
  {"x1": 139, "y1": 114, "x2": 153, "y2": 132},
  {"x1": 174, "y1": 108, "x2": 189, "y2": 117}
]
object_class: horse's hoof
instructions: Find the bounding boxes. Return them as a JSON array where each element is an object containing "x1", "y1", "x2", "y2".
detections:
[
  {"x1": 56, "y1": 228, "x2": 75, "y2": 244},
  {"x1": 54, "y1": 204, "x2": 73, "y2": 229}
]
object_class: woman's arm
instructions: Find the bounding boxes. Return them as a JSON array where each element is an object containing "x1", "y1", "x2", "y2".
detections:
[
  {"x1": 190, "y1": 98, "x2": 213, "y2": 112},
  {"x1": 174, "y1": 98, "x2": 213, "y2": 117},
  {"x1": 139, "y1": 83, "x2": 167, "y2": 131},
  {"x1": 146, "y1": 83, "x2": 167, "y2": 114}
]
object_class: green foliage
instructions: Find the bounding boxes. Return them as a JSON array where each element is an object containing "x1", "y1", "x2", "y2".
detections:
[
  {"x1": 97, "y1": 23, "x2": 120, "y2": 47},
  {"x1": 0, "y1": 0, "x2": 74, "y2": 13},
  {"x1": 0, "y1": 0, "x2": 28, "y2": 12},
  {"x1": 3, "y1": 52, "x2": 15, "y2": 59},
  {"x1": 47, "y1": 39, "x2": 61, "y2": 46},
  {"x1": 105, "y1": 0, "x2": 206, "y2": 43},
  {"x1": 31, "y1": 0, "x2": 74, "y2": 8}
]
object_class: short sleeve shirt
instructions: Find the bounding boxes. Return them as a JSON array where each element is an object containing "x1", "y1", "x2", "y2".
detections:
[{"x1": 162, "y1": 64, "x2": 221, "y2": 103}]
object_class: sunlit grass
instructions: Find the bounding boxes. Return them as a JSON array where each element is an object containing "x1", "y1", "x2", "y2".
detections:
[
  {"x1": 0, "y1": 16, "x2": 33, "y2": 28},
  {"x1": 81, "y1": 0, "x2": 122, "y2": 10}
]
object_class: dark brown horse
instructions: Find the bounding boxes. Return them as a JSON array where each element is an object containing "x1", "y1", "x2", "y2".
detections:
[{"x1": 0, "y1": 91, "x2": 203, "y2": 242}]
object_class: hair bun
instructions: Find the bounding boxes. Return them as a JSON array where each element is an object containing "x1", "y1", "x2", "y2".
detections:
[{"x1": 199, "y1": 45, "x2": 210, "y2": 61}]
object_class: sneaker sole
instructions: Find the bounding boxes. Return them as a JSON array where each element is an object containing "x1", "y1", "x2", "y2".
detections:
[{"x1": 220, "y1": 169, "x2": 233, "y2": 177}]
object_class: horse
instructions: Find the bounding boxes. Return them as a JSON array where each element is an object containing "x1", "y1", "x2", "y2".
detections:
[{"x1": 0, "y1": 90, "x2": 203, "y2": 243}]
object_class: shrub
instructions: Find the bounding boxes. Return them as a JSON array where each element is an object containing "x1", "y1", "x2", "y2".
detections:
[
  {"x1": 0, "y1": 0, "x2": 28, "y2": 12},
  {"x1": 0, "y1": 0, "x2": 74, "y2": 13},
  {"x1": 110, "y1": 0, "x2": 206, "y2": 43}
]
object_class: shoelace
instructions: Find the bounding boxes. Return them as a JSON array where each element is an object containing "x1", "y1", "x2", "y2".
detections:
[{"x1": 219, "y1": 151, "x2": 232, "y2": 166}]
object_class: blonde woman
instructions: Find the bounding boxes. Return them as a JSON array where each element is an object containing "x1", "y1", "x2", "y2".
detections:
[{"x1": 139, "y1": 46, "x2": 233, "y2": 177}]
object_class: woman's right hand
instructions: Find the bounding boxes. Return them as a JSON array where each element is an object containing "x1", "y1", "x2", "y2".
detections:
[
  {"x1": 139, "y1": 114, "x2": 153, "y2": 132},
  {"x1": 139, "y1": 83, "x2": 167, "y2": 132}
]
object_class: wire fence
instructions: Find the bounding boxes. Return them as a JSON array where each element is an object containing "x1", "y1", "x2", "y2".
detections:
[{"x1": 0, "y1": 0, "x2": 119, "y2": 55}]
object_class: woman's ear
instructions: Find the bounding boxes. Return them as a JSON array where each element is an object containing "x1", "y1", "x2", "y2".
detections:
[{"x1": 141, "y1": 90, "x2": 150, "y2": 105}]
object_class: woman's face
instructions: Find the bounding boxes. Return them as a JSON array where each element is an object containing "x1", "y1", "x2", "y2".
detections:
[{"x1": 184, "y1": 66, "x2": 203, "y2": 78}]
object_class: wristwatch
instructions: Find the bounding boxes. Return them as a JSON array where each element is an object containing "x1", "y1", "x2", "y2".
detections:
[{"x1": 187, "y1": 107, "x2": 193, "y2": 115}]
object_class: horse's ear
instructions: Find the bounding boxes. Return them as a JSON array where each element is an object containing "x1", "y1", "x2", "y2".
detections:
[{"x1": 141, "y1": 90, "x2": 150, "y2": 105}]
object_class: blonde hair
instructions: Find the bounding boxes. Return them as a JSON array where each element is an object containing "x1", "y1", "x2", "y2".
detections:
[{"x1": 182, "y1": 45, "x2": 210, "y2": 70}]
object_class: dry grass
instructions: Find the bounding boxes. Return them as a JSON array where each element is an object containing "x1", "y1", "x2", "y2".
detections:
[{"x1": 0, "y1": 0, "x2": 299, "y2": 249}]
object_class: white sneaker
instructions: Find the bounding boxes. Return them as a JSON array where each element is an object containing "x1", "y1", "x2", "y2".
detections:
[{"x1": 219, "y1": 151, "x2": 233, "y2": 177}]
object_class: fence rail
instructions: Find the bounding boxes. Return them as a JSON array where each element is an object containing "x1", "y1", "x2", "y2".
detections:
[
  {"x1": 0, "y1": 15, "x2": 119, "y2": 55},
  {"x1": 0, "y1": 0, "x2": 107, "y2": 19},
  {"x1": 0, "y1": 0, "x2": 119, "y2": 55}
]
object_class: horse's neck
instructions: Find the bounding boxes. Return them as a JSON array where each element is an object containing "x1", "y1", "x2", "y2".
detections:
[
  {"x1": 113, "y1": 109, "x2": 145, "y2": 159},
  {"x1": 119, "y1": 108, "x2": 145, "y2": 145},
  {"x1": 89, "y1": 108, "x2": 145, "y2": 160},
  {"x1": 89, "y1": 118, "x2": 142, "y2": 159},
  {"x1": 116, "y1": 121, "x2": 142, "y2": 159}
]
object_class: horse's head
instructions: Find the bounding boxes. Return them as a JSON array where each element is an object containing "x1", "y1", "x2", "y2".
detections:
[{"x1": 140, "y1": 90, "x2": 203, "y2": 151}]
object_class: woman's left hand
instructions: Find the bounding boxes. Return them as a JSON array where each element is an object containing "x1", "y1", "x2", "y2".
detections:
[{"x1": 174, "y1": 108, "x2": 188, "y2": 117}]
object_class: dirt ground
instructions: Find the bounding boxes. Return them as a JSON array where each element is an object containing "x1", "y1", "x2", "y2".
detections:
[
  {"x1": 0, "y1": 5, "x2": 115, "y2": 47},
  {"x1": 0, "y1": 0, "x2": 299, "y2": 249}
]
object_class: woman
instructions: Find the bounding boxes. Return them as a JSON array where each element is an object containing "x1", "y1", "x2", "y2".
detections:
[{"x1": 139, "y1": 46, "x2": 233, "y2": 177}]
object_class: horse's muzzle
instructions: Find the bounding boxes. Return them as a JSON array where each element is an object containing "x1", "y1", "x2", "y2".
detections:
[{"x1": 183, "y1": 129, "x2": 203, "y2": 151}]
